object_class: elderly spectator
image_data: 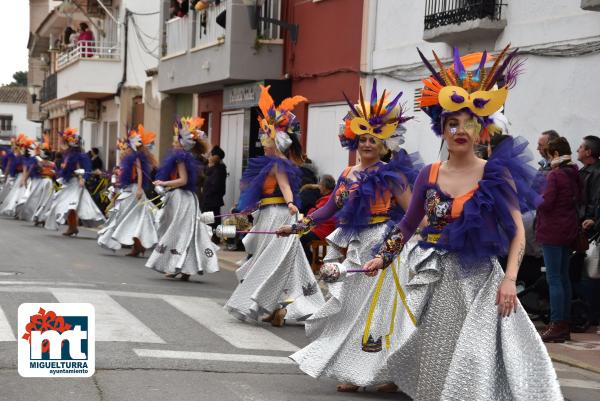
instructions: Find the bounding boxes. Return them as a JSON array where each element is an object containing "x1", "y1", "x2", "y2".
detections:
[
  {"x1": 300, "y1": 174, "x2": 336, "y2": 262},
  {"x1": 537, "y1": 130, "x2": 560, "y2": 172},
  {"x1": 535, "y1": 137, "x2": 582, "y2": 343},
  {"x1": 577, "y1": 135, "x2": 600, "y2": 236}
]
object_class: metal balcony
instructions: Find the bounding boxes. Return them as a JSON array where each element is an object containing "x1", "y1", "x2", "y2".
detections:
[
  {"x1": 581, "y1": 0, "x2": 600, "y2": 11},
  {"x1": 40, "y1": 73, "x2": 57, "y2": 104},
  {"x1": 423, "y1": 0, "x2": 507, "y2": 43}
]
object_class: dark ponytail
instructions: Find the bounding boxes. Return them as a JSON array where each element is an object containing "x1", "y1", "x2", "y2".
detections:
[{"x1": 285, "y1": 134, "x2": 304, "y2": 166}]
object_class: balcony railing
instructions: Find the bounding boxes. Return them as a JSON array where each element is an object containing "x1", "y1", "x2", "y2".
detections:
[
  {"x1": 40, "y1": 73, "x2": 57, "y2": 103},
  {"x1": 194, "y1": 1, "x2": 227, "y2": 48},
  {"x1": 424, "y1": 0, "x2": 504, "y2": 30},
  {"x1": 257, "y1": 0, "x2": 283, "y2": 40},
  {"x1": 165, "y1": 17, "x2": 189, "y2": 56},
  {"x1": 56, "y1": 41, "x2": 120, "y2": 70}
]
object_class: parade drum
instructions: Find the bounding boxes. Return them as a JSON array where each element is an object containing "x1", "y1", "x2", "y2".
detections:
[
  {"x1": 154, "y1": 185, "x2": 166, "y2": 195},
  {"x1": 198, "y1": 211, "x2": 215, "y2": 224},
  {"x1": 215, "y1": 224, "x2": 237, "y2": 239},
  {"x1": 74, "y1": 168, "x2": 86, "y2": 176}
]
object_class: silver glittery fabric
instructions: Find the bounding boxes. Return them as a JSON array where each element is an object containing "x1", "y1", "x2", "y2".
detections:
[
  {"x1": 376, "y1": 243, "x2": 563, "y2": 401},
  {"x1": 98, "y1": 184, "x2": 158, "y2": 250},
  {"x1": 0, "y1": 173, "x2": 28, "y2": 217},
  {"x1": 19, "y1": 177, "x2": 53, "y2": 222},
  {"x1": 224, "y1": 205, "x2": 325, "y2": 323},
  {"x1": 145, "y1": 189, "x2": 218, "y2": 275},
  {"x1": 0, "y1": 177, "x2": 15, "y2": 204},
  {"x1": 291, "y1": 224, "x2": 414, "y2": 386},
  {"x1": 44, "y1": 177, "x2": 105, "y2": 230}
]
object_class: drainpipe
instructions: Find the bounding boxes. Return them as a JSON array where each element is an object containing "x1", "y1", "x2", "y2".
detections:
[{"x1": 116, "y1": 9, "x2": 130, "y2": 97}]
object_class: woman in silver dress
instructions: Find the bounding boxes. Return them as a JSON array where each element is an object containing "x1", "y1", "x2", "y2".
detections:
[
  {"x1": 279, "y1": 80, "x2": 421, "y2": 392},
  {"x1": 20, "y1": 136, "x2": 56, "y2": 223},
  {"x1": 224, "y1": 85, "x2": 325, "y2": 327},
  {"x1": 0, "y1": 134, "x2": 32, "y2": 217},
  {"x1": 145, "y1": 117, "x2": 218, "y2": 280},
  {"x1": 363, "y1": 46, "x2": 563, "y2": 401},
  {"x1": 44, "y1": 128, "x2": 105, "y2": 236},
  {"x1": 98, "y1": 125, "x2": 158, "y2": 256}
]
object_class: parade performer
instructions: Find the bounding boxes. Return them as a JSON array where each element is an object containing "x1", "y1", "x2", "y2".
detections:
[
  {"x1": 98, "y1": 125, "x2": 158, "y2": 256},
  {"x1": 0, "y1": 134, "x2": 34, "y2": 217},
  {"x1": 0, "y1": 142, "x2": 16, "y2": 204},
  {"x1": 280, "y1": 80, "x2": 422, "y2": 392},
  {"x1": 145, "y1": 117, "x2": 218, "y2": 279},
  {"x1": 44, "y1": 128, "x2": 105, "y2": 235},
  {"x1": 224, "y1": 85, "x2": 325, "y2": 327},
  {"x1": 361, "y1": 46, "x2": 563, "y2": 400},
  {"x1": 20, "y1": 135, "x2": 55, "y2": 223}
]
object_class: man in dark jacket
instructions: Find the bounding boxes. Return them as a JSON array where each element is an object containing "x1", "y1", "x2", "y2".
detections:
[
  {"x1": 201, "y1": 146, "x2": 227, "y2": 243},
  {"x1": 578, "y1": 135, "x2": 600, "y2": 237}
]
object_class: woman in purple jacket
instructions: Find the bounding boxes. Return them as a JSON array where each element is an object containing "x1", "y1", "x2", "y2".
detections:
[{"x1": 535, "y1": 137, "x2": 582, "y2": 343}]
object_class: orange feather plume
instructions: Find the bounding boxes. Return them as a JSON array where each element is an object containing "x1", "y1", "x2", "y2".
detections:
[
  {"x1": 279, "y1": 96, "x2": 307, "y2": 112},
  {"x1": 258, "y1": 85, "x2": 275, "y2": 119}
]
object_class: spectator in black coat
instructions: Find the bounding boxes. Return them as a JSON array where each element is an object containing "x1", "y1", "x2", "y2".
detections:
[{"x1": 201, "y1": 146, "x2": 227, "y2": 243}]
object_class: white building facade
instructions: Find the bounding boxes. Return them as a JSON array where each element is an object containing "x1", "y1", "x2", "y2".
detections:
[{"x1": 363, "y1": 0, "x2": 600, "y2": 164}]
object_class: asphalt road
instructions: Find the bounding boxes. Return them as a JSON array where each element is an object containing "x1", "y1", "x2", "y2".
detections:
[{"x1": 0, "y1": 218, "x2": 598, "y2": 401}]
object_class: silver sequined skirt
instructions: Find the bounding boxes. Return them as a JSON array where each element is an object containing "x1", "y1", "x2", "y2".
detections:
[
  {"x1": 0, "y1": 177, "x2": 15, "y2": 204},
  {"x1": 0, "y1": 173, "x2": 28, "y2": 217},
  {"x1": 224, "y1": 205, "x2": 325, "y2": 323},
  {"x1": 378, "y1": 243, "x2": 563, "y2": 401},
  {"x1": 145, "y1": 189, "x2": 218, "y2": 275},
  {"x1": 44, "y1": 177, "x2": 106, "y2": 230},
  {"x1": 20, "y1": 177, "x2": 53, "y2": 222},
  {"x1": 291, "y1": 224, "x2": 414, "y2": 386},
  {"x1": 98, "y1": 184, "x2": 158, "y2": 250}
]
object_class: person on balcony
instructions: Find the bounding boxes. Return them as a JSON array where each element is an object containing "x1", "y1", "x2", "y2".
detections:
[
  {"x1": 78, "y1": 22, "x2": 95, "y2": 57},
  {"x1": 279, "y1": 80, "x2": 422, "y2": 393},
  {"x1": 44, "y1": 128, "x2": 106, "y2": 236},
  {"x1": 224, "y1": 85, "x2": 325, "y2": 327}
]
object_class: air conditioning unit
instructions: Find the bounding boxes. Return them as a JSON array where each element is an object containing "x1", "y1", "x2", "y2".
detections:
[{"x1": 84, "y1": 100, "x2": 100, "y2": 121}]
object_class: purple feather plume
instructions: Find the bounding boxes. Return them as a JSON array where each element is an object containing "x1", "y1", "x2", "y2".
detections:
[
  {"x1": 505, "y1": 57, "x2": 526, "y2": 89},
  {"x1": 417, "y1": 47, "x2": 445, "y2": 84},
  {"x1": 453, "y1": 47, "x2": 465, "y2": 79},
  {"x1": 486, "y1": 48, "x2": 519, "y2": 90}
]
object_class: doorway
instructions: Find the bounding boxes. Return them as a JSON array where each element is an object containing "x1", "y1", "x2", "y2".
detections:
[{"x1": 220, "y1": 110, "x2": 245, "y2": 212}]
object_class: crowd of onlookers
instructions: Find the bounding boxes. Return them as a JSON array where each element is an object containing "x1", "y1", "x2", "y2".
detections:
[{"x1": 534, "y1": 131, "x2": 600, "y2": 340}]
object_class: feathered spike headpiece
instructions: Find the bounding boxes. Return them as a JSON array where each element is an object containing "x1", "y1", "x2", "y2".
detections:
[
  {"x1": 338, "y1": 78, "x2": 412, "y2": 150},
  {"x1": 15, "y1": 133, "x2": 35, "y2": 151},
  {"x1": 41, "y1": 133, "x2": 51, "y2": 151},
  {"x1": 257, "y1": 85, "x2": 307, "y2": 153},
  {"x1": 417, "y1": 44, "x2": 523, "y2": 141},
  {"x1": 59, "y1": 127, "x2": 81, "y2": 147},
  {"x1": 174, "y1": 116, "x2": 207, "y2": 151},
  {"x1": 128, "y1": 124, "x2": 156, "y2": 151}
]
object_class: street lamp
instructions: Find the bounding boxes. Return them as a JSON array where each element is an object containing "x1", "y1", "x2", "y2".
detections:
[{"x1": 28, "y1": 85, "x2": 42, "y2": 104}]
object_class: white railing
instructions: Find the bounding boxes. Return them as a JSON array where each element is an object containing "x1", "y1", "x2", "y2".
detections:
[
  {"x1": 258, "y1": 0, "x2": 283, "y2": 40},
  {"x1": 165, "y1": 17, "x2": 189, "y2": 56},
  {"x1": 0, "y1": 127, "x2": 15, "y2": 139},
  {"x1": 194, "y1": 1, "x2": 227, "y2": 48},
  {"x1": 56, "y1": 41, "x2": 120, "y2": 70}
]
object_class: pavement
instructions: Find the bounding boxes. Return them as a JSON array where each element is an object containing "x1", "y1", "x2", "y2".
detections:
[{"x1": 0, "y1": 219, "x2": 599, "y2": 401}]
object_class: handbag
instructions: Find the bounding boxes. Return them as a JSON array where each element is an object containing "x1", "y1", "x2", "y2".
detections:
[
  {"x1": 572, "y1": 229, "x2": 590, "y2": 253},
  {"x1": 584, "y1": 238, "x2": 600, "y2": 279}
]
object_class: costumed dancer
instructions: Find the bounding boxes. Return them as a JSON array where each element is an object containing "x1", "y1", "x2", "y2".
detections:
[
  {"x1": 361, "y1": 46, "x2": 563, "y2": 400},
  {"x1": 20, "y1": 135, "x2": 56, "y2": 223},
  {"x1": 223, "y1": 85, "x2": 325, "y2": 327},
  {"x1": 145, "y1": 117, "x2": 218, "y2": 279},
  {"x1": 0, "y1": 141, "x2": 16, "y2": 204},
  {"x1": 98, "y1": 125, "x2": 158, "y2": 256},
  {"x1": 44, "y1": 128, "x2": 106, "y2": 236},
  {"x1": 0, "y1": 134, "x2": 33, "y2": 217},
  {"x1": 281, "y1": 80, "x2": 422, "y2": 392}
]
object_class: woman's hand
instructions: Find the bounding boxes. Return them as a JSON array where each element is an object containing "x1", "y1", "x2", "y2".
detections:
[
  {"x1": 583, "y1": 219, "x2": 595, "y2": 231},
  {"x1": 276, "y1": 225, "x2": 293, "y2": 237},
  {"x1": 153, "y1": 180, "x2": 164, "y2": 186},
  {"x1": 363, "y1": 257, "x2": 383, "y2": 277},
  {"x1": 287, "y1": 203, "x2": 298, "y2": 215},
  {"x1": 495, "y1": 277, "x2": 518, "y2": 317}
]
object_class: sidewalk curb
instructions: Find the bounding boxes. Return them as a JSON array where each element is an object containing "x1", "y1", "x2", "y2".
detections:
[{"x1": 549, "y1": 352, "x2": 600, "y2": 374}]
